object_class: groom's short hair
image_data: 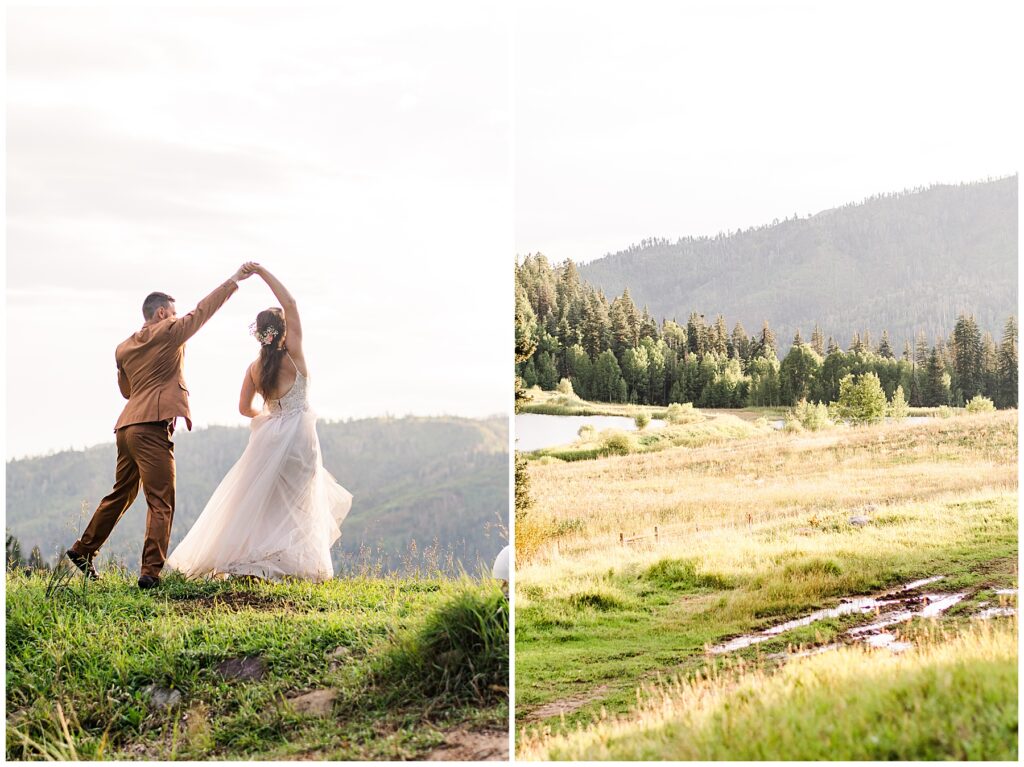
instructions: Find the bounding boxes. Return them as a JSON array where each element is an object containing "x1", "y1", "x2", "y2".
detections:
[{"x1": 142, "y1": 292, "x2": 176, "y2": 320}]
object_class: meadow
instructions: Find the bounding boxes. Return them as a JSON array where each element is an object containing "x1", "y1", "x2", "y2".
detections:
[
  {"x1": 6, "y1": 571, "x2": 508, "y2": 761},
  {"x1": 515, "y1": 405, "x2": 1017, "y2": 760}
]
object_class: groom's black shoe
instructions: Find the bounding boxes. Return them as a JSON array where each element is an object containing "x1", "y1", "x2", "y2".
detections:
[
  {"x1": 65, "y1": 549, "x2": 100, "y2": 580},
  {"x1": 138, "y1": 575, "x2": 161, "y2": 590}
]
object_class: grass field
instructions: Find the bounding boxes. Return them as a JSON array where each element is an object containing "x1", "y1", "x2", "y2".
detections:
[
  {"x1": 515, "y1": 407, "x2": 1017, "y2": 760},
  {"x1": 6, "y1": 571, "x2": 508, "y2": 761}
]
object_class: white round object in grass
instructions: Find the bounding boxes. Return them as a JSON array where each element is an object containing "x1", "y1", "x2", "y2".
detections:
[{"x1": 492, "y1": 545, "x2": 510, "y2": 581}]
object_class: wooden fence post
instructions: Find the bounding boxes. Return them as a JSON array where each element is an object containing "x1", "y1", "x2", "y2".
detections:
[{"x1": 619, "y1": 532, "x2": 624, "y2": 546}]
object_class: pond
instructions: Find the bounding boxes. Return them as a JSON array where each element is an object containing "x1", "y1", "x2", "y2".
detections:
[{"x1": 515, "y1": 413, "x2": 666, "y2": 452}]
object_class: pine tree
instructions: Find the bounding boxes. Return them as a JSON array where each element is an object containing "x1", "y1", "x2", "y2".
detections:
[
  {"x1": 902, "y1": 339, "x2": 913, "y2": 361},
  {"x1": 754, "y1": 320, "x2": 777, "y2": 360},
  {"x1": 877, "y1": 330, "x2": 894, "y2": 359},
  {"x1": 27, "y1": 545, "x2": 49, "y2": 571},
  {"x1": 997, "y1": 315, "x2": 1018, "y2": 408},
  {"x1": 711, "y1": 315, "x2": 729, "y2": 357},
  {"x1": 922, "y1": 346, "x2": 951, "y2": 406},
  {"x1": 792, "y1": 328, "x2": 804, "y2": 347},
  {"x1": 731, "y1": 322, "x2": 750, "y2": 364},
  {"x1": 686, "y1": 312, "x2": 707, "y2": 359},
  {"x1": 810, "y1": 324, "x2": 825, "y2": 356},
  {"x1": 951, "y1": 314, "x2": 984, "y2": 401},
  {"x1": 915, "y1": 330, "x2": 929, "y2": 368},
  {"x1": 827, "y1": 336, "x2": 839, "y2": 355}
]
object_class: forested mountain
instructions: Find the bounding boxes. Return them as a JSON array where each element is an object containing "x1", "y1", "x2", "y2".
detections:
[
  {"x1": 516, "y1": 254, "x2": 1016, "y2": 410},
  {"x1": 579, "y1": 177, "x2": 1017, "y2": 348},
  {"x1": 6, "y1": 416, "x2": 507, "y2": 575}
]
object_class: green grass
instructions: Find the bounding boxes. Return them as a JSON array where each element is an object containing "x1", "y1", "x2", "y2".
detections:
[
  {"x1": 6, "y1": 570, "x2": 508, "y2": 760},
  {"x1": 522, "y1": 621, "x2": 1017, "y2": 760},
  {"x1": 515, "y1": 411, "x2": 1018, "y2": 758}
]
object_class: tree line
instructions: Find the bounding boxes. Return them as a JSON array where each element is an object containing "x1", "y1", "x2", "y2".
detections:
[{"x1": 515, "y1": 254, "x2": 1018, "y2": 410}]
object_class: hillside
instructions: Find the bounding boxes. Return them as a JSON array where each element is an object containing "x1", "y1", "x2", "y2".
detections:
[
  {"x1": 5, "y1": 415, "x2": 508, "y2": 575},
  {"x1": 579, "y1": 176, "x2": 1017, "y2": 348},
  {"x1": 6, "y1": 571, "x2": 508, "y2": 760}
]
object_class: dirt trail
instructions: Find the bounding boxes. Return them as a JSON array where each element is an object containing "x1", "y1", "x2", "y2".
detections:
[
  {"x1": 424, "y1": 729, "x2": 508, "y2": 761},
  {"x1": 522, "y1": 685, "x2": 610, "y2": 722}
]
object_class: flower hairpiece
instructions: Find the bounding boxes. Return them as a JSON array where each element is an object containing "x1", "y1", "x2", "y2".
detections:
[{"x1": 249, "y1": 321, "x2": 280, "y2": 346}]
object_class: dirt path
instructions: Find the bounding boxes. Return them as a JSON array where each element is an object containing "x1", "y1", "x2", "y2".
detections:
[{"x1": 424, "y1": 729, "x2": 508, "y2": 761}]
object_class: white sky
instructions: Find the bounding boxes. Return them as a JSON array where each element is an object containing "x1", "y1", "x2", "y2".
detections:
[
  {"x1": 6, "y1": 3, "x2": 512, "y2": 459},
  {"x1": 515, "y1": 0, "x2": 1022, "y2": 263}
]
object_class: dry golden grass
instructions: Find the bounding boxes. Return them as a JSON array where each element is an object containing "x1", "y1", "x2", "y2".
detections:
[{"x1": 519, "y1": 411, "x2": 1016, "y2": 568}]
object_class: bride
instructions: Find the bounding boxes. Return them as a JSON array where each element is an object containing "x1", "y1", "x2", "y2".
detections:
[{"x1": 166, "y1": 263, "x2": 353, "y2": 582}]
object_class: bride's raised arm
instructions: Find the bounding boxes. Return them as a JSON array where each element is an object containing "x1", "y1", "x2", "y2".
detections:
[{"x1": 253, "y1": 265, "x2": 304, "y2": 361}]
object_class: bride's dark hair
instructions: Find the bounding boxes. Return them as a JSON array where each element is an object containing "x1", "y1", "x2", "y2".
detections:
[{"x1": 254, "y1": 308, "x2": 287, "y2": 398}]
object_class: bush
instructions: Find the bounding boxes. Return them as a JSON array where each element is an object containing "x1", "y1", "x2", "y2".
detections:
[
  {"x1": 832, "y1": 372, "x2": 887, "y2": 424},
  {"x1": 937, "y1": 405, "x2": 956, "y2": 419},
  {"x1": 556, "y1": 378, "x2": 575, "y2": 396},
  {"x1": 888, "y1": 385, "x2": 910, "y2": 419},
  {"x1": 599, "y1": 430, "x2": 633, "y2": 456},
  {"x1": 665, "y1": 402, "x2": 703, "y2": 425},
  {"x1": 377, "y1": 581, "x2": 508, "y2": 705},
  {"x1": 788, "y1": 398, "x2": 833, "y2": 431},
  {"x1": 643, "y1": 558, "x2": 731, "y2": 590},
  {"x1": 965, "y1": 395, "x2": 996, "y2": 413},
  {"x1": 576, "y1": 424, "x2": 596, "y2": 441},
  {"x1": 634, "y1": 411, "x2": 651, "y2": 431}
]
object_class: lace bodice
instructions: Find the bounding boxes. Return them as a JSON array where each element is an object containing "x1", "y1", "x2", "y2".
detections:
[{"x1": 264, "y1": 367, "x2": 309, "y2": 415}]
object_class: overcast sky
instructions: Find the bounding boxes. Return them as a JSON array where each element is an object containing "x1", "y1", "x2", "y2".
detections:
[
  {"x1": 7, "y1": 3, "x2": 511, "y2": 459},
  {"x1": 515, "y1": 0, "x2": 1021, "y2": 263}
]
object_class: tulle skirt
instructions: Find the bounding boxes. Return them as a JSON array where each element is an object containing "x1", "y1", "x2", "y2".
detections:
[{"x1": 166, "y1": 407, "x2": 352, "y2": 582}]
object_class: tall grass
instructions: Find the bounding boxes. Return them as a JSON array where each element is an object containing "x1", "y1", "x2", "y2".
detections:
[{"x1": 520, "y1": 622, "x2": 1018, "y2": 761}]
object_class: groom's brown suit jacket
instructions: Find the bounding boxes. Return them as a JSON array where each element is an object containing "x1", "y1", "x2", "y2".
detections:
[{"x1": 113, "y1": 279, "x2": 239, "y2": 432}]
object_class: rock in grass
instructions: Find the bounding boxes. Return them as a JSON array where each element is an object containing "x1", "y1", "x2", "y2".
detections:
[
  {"x1": 327, "y1": 646, "x2": 352, "y2": 670},
  {"x1": 143, "y1": 685, "x2": 182, "y2": 708},
  {"x1": 214, "y1": 656, "x2": 267, "y2": 681},
  {"x1": 849, "y1": 515, "x2": 871, "y2": 526},
  {"x1": 287, "y1": 689, "x2": 338, "y2": 716}
]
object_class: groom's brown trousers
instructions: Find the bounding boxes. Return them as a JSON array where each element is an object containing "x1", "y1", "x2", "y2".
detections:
[{"x1": 70, "y1": 420, "x2": 176, "y2": 578}]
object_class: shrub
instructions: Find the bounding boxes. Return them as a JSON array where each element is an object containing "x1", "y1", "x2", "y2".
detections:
[
  {"x1": 665, "y1": 402, "x2": 703, "y2": 425},
  {"x1": 789, "y1": 398, "x2": 833, "y2": 431},
  {"x1": 556, "y1": 378, "x2": 575, "y2": 396},
  {"x1": 783, "y1": 414, "x2": 804, "y2": 433},
  {"x1": 937, "y1": 405, "x2": 956, "y2": 419},
  {"x1": 888, "y1": 385, "x2": 910, "y2": 419},
  {"x1": 377, "y1": 581, "x2": 508, "y2": 705},
  {"x1": 599, "y1": 430, "x2": 633, "y2": 456},
  {"x1": 832, "y1": 372, "x2": 887, "y2": 424},
  {"x1": 634, "y1": 411, "x2": 651, "y2": 431},
  {"x1": 577, "y1": 424, "x2": 596, "y2": 441},
  {"x1": 643, "y1": 558, "x2": 730, "y2": 590},
  {"x1": 965, "y1": 395, "x2": 996, "y2": 413}
]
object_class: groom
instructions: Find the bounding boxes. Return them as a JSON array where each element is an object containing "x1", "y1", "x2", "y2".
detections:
[{"x1": 66, "y1": 263, "x2": 258, "y2": 589}]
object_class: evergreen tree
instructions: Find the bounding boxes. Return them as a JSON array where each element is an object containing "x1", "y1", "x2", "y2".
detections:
[
  {"x1": 997, "y1": 315, "x2": 1018, "y2": 408},
  {"x1": 810, "y1": 324, "x2": 825, "y2": 356},
  {"x1": 827, "y1": 336, "x2": 839, "y2": 355},
  {"x1": 754, "y1": 320, "x2": 777, "y2": 360},
  {"x1": 915, "y1": 330, "x2": 929, "y2": 369},
  {"x1": 922, "y1": 346, "x2": 951, "y2": 406},
  {"x1": 902, "y1": 339, "x2": 913, "y2": 361},
  {"x1": 731, "y1": 322, "x2": 750, "y2": 364},
  {"x1": 580, "y1": 291, "x2": 610, "y2": 359},
  {"x1": 686, "y1": 312, "x2": 707, "y2": 359},
  {"x1": 951, "y1": 314, "x2": 984, "y2": 401},
  {"x1": 877, "y1": 330, "x2": 894, "y2": 359},
  {"x1": 792, "y1": 328, "x2": 804, "y2": 347},
  {"x1": 710, "y1": 315, "x2": 729, "y2": 357},
  {"x1": 780, "y1": 343, "x2": 822, "y2": 405},
  {"x1": 27, "y1": 545, "x2": 49, "y2": 571}
]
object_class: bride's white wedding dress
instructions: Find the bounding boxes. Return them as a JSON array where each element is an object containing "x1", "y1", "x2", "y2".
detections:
[{"x1": 166, "y1": 359, "x2": 352, "y2": 582}]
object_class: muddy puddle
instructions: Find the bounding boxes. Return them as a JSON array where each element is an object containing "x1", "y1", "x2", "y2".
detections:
[{"x1": 710, "y1": 576, "x2": 968, "y2": 655}]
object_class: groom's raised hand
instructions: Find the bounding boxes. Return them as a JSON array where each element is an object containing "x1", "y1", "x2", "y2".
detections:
[{"x1": 233, "y1": 262, "x2": 259, "y2": 282}]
